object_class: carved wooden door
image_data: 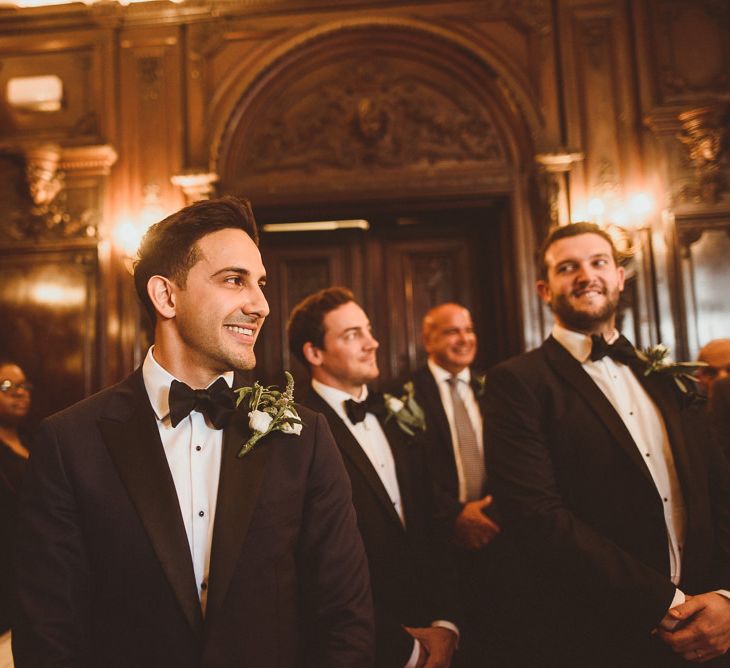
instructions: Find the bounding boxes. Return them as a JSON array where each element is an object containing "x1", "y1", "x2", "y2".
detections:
[{"x1": 254, "y1": 201, "x2": 521, "y2": 389}]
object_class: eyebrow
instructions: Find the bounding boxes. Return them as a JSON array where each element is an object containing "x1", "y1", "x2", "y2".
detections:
[{"x1": 211, "y1": 267, "x2": 267, "y2": 282}]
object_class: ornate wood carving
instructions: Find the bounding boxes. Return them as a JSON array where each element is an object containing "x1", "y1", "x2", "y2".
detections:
[
  {"x1": 171, "y1": 171, "x2": 219, "y2": 204},
  {"x1": 1, "y1": 143, "x2": 117, "y2": 243},
  {"x1": 244, "y1": 59, "x2": 504, "y2": 174},
  {"x1": 651, "y1": 0, "x2": 730, "y2": 102},
  {"x1": 676, "y1": 104, "x2": 729, "y2": 203}
]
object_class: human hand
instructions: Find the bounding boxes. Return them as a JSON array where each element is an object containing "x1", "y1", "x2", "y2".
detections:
[
  {"x1": 453, "y1": 495, "x2": 501, "y2": 550},
  {"x1": 404, "y1": 626, "x2": 457, "y2": 668},
  {"x1": 657, "y1": 592, "x2": 730, "y2": 662}
]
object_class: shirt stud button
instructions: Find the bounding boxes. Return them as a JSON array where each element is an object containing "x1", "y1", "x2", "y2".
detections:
[
  {"x1": 198, "y1": 510, "x2": 205, "y2": 517},
  {"x1": 196, "y1": 445, "x2": 202, "y2": 451}
]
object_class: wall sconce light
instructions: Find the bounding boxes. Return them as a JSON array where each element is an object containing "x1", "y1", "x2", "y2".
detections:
[
  {"x1": 6, "y1": 75, "x2": 63, "y2": 112},
  {"x1": 113, "y1": 184, "x2": 168, "y2": 272}
]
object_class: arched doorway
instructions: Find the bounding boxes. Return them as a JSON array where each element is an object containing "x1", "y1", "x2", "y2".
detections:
[{"x1": 209, "y1": 18, "x2": 543, "y2": 385}]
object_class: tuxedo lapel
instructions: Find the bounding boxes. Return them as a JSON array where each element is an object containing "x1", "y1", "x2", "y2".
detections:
[
  {"x1": 543, "y1": 337, "x2": 655, "y2": 487},
  {"x1": 205, "y1": 409, "x2": 272, "y2": 625},
  {"x1": 308, "y1": 393, "x2": 404, "y2": 529},
  {"x1": 99, "y1": 370, "x2": 203, "y2": 636},
  {"x1": 417, "y1": 368, "x2": 452, "y2": 449}
]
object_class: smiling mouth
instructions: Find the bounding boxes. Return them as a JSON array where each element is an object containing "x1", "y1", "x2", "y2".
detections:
[{"x1": 224, "y1": 324, "x2": 255, "y2": 337}]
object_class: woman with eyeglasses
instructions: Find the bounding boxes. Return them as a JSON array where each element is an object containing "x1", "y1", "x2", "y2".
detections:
[{"x1": 0, "y1": 359, "x2": 32, "y2": 667}]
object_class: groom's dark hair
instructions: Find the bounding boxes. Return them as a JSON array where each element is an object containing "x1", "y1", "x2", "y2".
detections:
[
  {"x1": 538, "y1": 221, "x2": 622, "y2": 280},
  {"x1": 287, "y1": 287, "x2": 356, "y2": 366},
  {"x1": 134, "y1": 196, "x2": 259, "y2": 322}
]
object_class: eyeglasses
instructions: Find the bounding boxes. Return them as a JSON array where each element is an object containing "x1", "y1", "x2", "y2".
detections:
[{"x1": 0, "y1": 379, "x2": 33, "y2": 395}]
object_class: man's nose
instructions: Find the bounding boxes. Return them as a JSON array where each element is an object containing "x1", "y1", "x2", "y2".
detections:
[{"x1": 244, "y1": 287, "x2": 270, "y2": 319}]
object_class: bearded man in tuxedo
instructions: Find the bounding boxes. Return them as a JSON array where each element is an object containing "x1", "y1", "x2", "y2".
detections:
[
  {"x1": 484, "y1": 222, "x2": 730, "y2": 667},
  {"x1": 13, "y1": 197, "x2": 374, "y2": 667},
  {"x1": 288, "y1": 287, "x2": 459, "y2": 668}
]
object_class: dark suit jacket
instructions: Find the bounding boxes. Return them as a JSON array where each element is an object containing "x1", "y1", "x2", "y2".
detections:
[
  {"x1": 484, "y1": 336, "x2": 730, "y2": 667},
  {"x1": 13, "y1": 370, "x2": 374, "y2": 668},
  {"x1": 302, "y1": 389, "x2": 458, "y2": 668}
]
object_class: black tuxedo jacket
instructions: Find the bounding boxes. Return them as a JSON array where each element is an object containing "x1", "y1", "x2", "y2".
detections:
[
  {"x1": 302, "y1": 390, "x2": 458, "y2": 667},
  {"x1": 13, "y1": 370, "x2": 374, "y2": 668},
  {"x1": 484, "y1": 336, "x2": 730, "y2": 667},
  {"x1": 411, "y1": 365, "x2": 489, "y2": 530}
]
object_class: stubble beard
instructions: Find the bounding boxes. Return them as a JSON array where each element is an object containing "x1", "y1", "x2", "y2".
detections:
[{"x1": 550, "y1": 285, "x2": 621, "y2": 333}]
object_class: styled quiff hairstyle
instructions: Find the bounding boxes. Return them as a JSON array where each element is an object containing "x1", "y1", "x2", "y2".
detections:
[
  {"x1": 538, "y1": 221, "x2": 622, "y2": 280},
  {"x1": 134, "y1": 196, "x2": 259, "y2": 322},
  {"x1": 287, "y1": 287, "x2": 355, "y2": 365}
]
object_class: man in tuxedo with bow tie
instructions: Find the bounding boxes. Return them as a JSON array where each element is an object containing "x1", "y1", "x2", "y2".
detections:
[
  {"x1": 287, "y1": 287, "x2": 459, "y2": 668},
  {"x1": 13, "y1": 197, "x2": 374, "y2": 667},
  {"x1": 484, "y1": 222, "x2": 730, "y2": 666}
]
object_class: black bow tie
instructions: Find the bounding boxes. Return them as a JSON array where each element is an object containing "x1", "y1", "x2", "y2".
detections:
[
  {"x1": 168, "y1": 377, "x2": 236, "y2": 429},
  {"x1": 589, "y1": 334, "x2": 637, "y2": 365},
  {"x1": 344, "y1": 392, "x2": 386, "y2": 425}
]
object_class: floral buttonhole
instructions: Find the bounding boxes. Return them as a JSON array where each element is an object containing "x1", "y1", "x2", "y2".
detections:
[{"x1": 234, "y1": 371, "x2": 303, "y2": 458}]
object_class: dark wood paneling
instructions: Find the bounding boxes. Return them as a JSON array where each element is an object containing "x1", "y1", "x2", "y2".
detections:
[{"x1": 0, "y1": 245, "x2": 99, "y2": 423}]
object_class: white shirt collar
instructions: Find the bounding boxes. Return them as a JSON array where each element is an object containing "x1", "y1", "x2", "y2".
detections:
[
  {"x1": 141, "y1": 346, "x2": 234, "y2": 422},
  {"x1": 427, "y1": 358, "x2": 471, "y2": 384},
  {"x1": 311, "y1": 378, "x2": 368, "y2": 421},
  {"x1": 551, "y1": 324, "x2": 619, "y2": 364}
]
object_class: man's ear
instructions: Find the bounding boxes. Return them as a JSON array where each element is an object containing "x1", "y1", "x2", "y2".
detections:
[
  {"x1": 616, "y1": 265, "x2": 626, "y2": 292},
  {"x1": 302, "y1": 342, "x2": 323, "y2": 367},
  {"x1": 536, "y1": 279, "x2": 551, "y2": 305},
  {"x1": 147, "y1": 275, "x2": 177, "y2": 319}
]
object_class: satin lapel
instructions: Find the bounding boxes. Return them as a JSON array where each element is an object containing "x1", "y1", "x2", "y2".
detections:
[
  {"x1": 417, "y1": 368, "x2": 452, "y2": 448},
  {"x1": 543, "y1": 337, "x2": 655, "y2": 486},
  {"x1": 99, "y1": 370, "x2": 203, "y2": 636},
  {"x1": 380, "y1": 416, "x2": 414, "y2": 530},
  {"x1": 308, "y1": 393, "x2": 404, "y2": 529},
  {"x1": 206, "y1": 409, "x2": 272, "y2": 625}
]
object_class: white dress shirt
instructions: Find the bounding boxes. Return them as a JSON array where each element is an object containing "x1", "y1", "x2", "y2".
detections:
[
  {"x1": 142, "y1": 347, "x2": 233, "y2": 614},
  {"x1": 553, "y1": 325, "x2": 690, "y2": 606},
  {"x1": 311, "y1": 379, "x2": 457, "y2": 666},
  {"x1": 427, "y1": 359, "x2": 484, "y2": 503},
  {"x1": 312, "y1": 379, "x2": 404, "y2": 523}
]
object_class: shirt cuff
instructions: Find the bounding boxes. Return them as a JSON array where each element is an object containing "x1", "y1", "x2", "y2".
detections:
[
  {"x1": 714, "y1": 589, "x2": 730, "y2": 601},
  {"x1": 404, "y1": 639, "x2": 421, "y2": 668},
  {"x1": 432, "y1": 620, "x2": 460, "y2": 644}
]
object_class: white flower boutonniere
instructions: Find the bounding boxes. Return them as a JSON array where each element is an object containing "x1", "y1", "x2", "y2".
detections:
[
  {"x1": 234, "y1": 371, "x2": 303, "y2": 458},
  {"x1": 636, "y1": 344, "x2": 707, "y2": 394},
  {"x1": 383, "y1": 381, "x2": 426, "y2": 437}
]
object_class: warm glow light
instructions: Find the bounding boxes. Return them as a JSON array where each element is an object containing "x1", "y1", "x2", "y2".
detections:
[
  {"x1": 113, "y1": 217, "x2": 150, "y2": 258},
  {"x1": 31, "y1": 282, "x2": 85, "y2": 307},
  {"x1": 7, "y1": 75, "x2": 63, "y2": 112},
  {"x1": 10, "y1": 0, "x2": 181, "y2": 5},
  {"x1": 628, "y1": 193, "x2": 654, "y2": 220},
  {"x1": 586, "y1": 197, "x2": 605, "y2": 221}
]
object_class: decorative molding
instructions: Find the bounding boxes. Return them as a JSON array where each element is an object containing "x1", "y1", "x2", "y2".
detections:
[
  {"x1": 676, "y1": 104, "x2": 729, "y2": 203},
  {"x1": 535, "y1": 150, "x2": 584, "y2": 226},
  {"x1": 2, "y1": 143, "x2": 117, "y2": 242},
  {"x1": 580, "y1": 19, "x2": 610, "y2": 70},
  {"x1": 171, "y1": 170, "x2": 219, "y2": 204},
  {"x1": 138, "y1": 56, "x2": 162, "y2": 102},
  {"x1": 242, "y1": 59, "x2": 505, "y2": 174}
]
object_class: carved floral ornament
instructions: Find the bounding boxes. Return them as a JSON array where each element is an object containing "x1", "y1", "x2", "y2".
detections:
[
  {"x1": 236, "y1": 59, "x2": 506, "y2": 175},
  {"x1": 677, "y1": 104, "x2": 729, "y2": 203},
  {"x1": 3, "y1": 143, "x2": 117, "y2": 242}
]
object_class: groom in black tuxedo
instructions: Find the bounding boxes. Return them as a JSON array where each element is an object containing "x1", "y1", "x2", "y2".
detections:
[
  {"x1": 13, "y1": 197, "x2": 374, "y2": 667},
  {"x1": 288, "y1": 287, "x2": 459, "y2": 668},
  {"x1": 484, "y1": 222, "x2": 730, "y2": 667}
]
